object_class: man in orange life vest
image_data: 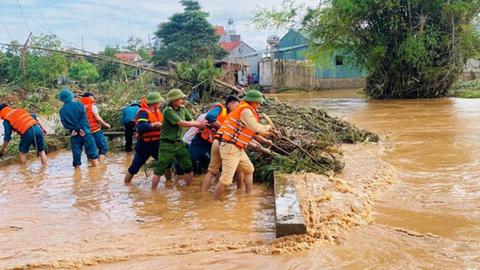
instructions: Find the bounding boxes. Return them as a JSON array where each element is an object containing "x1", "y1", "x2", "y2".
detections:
[
  {"x1": 188, "y1": 95, "x2": 240, "y2": 175},
  {"x1": 79, "y1": 93, "x2": 111, "y2": 162},
  {"x1": 124, "y1": 92, "x2": 164, "y2": 186},
  {"x1": 0, "y1": 103, "x2": 48, "y2": 165},
  {"x1": 199, "y1": 96, "x2": 245, "y2": 192},
  {"x1": 213, "y1": 90, "x2": 275, "y2": 200}
]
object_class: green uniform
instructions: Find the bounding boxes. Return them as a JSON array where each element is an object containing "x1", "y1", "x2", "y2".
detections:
[{"x1": 154, "y1": 105, "x2": 193, "y2": 175}]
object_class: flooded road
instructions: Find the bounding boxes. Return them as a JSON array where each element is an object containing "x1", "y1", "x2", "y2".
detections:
[
  {"x1": 0, "y1": 152, "x2": 275, "y2": 269},
  {"x1": 1, "y1": 89, "x2": 479, "y2": 269},
  {"x1": 274, "y1": 90, "x2": 480, "y2": 268}
]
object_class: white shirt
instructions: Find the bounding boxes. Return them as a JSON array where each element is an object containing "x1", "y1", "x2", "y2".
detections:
[
  {"x1": 91, "y1": 105, "x2": 99, "y2": 114},
  {"x1": 182, "y1": 113, "x2": 206, "y2": 145}
]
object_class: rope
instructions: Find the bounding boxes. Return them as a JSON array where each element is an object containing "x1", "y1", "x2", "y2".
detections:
[{"x1": 16, "y1": 0, "x2": 32, "y2": 33}]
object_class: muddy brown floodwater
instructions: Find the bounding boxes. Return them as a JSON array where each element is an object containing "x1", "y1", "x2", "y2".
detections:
[{"x1": 1, "y1": 89, "x2": 479, "y2": 269}]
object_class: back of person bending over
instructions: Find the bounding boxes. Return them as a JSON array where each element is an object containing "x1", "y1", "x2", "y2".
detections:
[{"x1": 0, "y1": 103, "x2": 48, "y2": 165}]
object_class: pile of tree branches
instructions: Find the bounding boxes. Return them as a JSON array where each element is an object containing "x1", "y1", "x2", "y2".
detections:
[{"x1": 251, "y1": 99, "x2": 379, "y2": 183}]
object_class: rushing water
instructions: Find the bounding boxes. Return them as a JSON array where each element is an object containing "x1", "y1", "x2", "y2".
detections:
[
  {"x1": 1, "y1": 90, "x2": 479, "y2": 269},
  {"x1": 273, "y1": 90, "x2": 480, "y2": 269}
]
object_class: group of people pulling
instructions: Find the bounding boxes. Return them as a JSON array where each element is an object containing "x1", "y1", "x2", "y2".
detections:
[{"x1": 0, "y1": 87, "x2": 277, "y2": 199}]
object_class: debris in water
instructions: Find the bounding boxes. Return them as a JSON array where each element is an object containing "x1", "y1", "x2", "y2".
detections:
[{"x1": 250, "y1": 99, "x2": 379, "y2": 183}]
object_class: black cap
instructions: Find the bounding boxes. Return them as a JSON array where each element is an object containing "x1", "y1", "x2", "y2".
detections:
[
  {"x1": 0, "y1": 103, "x2": 8, "y2": 112},
  {"x1": 82, "y1": 92, "x2": 94, "y2": 98},
  {"x1": 225, "y1": 95, "x2": 239, "y2": 105}
]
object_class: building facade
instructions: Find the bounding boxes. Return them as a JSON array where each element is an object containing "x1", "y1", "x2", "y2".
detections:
[{"x1": 259, "y1": 29, "x2": 365, "y2": 89}]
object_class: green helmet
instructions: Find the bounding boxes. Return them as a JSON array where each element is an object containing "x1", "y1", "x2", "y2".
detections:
[
  {"x1": 166, "y1": 88, "x2": 186, "y2": 103},
  {"x1": 242, "y1": 90, "x2": 264, "y2": 103},
  {"x1": 146, "y1": 91, "x2": 164, "y2": 104}
]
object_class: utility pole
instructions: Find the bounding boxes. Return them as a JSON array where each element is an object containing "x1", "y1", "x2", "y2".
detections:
[
  {"x1": 20, "y1": 32, "x2": 32, "y2": 78},
  {"x1": 81, "y1": 34, "x2": 84, "y2": 51}
]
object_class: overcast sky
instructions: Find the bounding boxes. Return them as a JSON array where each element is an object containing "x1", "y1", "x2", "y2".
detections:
[{"x1": 0, "y1": 0, "x2": 311, "y2": 52}]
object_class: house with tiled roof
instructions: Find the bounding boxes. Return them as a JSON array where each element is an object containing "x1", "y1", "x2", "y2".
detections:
[
  {"x1": 214, "y1": 26, "x2": 225, "y2": 37},
  {"x1": 215, "y1": 21, "x2": 257, "y2": 85},
  {"x1": 114, "y1": 52, "x2": 141, "y2": 62},
  {"x1": 220, "y1": 41, "x2": 256, "y2": 62}
]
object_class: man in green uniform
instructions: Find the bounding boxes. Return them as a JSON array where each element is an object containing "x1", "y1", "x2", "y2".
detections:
[{"x1": 151, "y1": 89, "x2": 207, "y2": 190}]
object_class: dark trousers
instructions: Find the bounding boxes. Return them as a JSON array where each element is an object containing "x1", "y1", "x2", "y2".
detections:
[
  {"x1": 124, "y1": 121, "x2": 136, "y2": 152},
  {"x1": 128, "y1": 140, "x2": 160, "y2": 175}
]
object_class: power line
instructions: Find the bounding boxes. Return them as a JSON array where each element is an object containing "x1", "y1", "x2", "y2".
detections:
[
  {"x1": 2, "y1": 21, "x2": 13, "y2": 41},
  {"x1": 36, "y1": 6, "x2": 53, "y2": 33},
  {"x1": 16, "y1": 0, "x2": 32, "y2": 33},
  {"x1": 30, "y1": 4, "x2": 84, "y2": 52},
  {"x1": 0, "y1": 42, "x2": 244, "y2": 94}
]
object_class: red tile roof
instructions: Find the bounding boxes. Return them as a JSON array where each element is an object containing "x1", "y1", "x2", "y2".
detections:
[
  {"x1": 215, "y1": 26, "x2": 226, "y2": 36},
  {"x1": 115, "y1": 52, "x2": 140, "y2": 61},
  {"x1": 220, "y1": 41, "x2": 240, "y2": 53}
]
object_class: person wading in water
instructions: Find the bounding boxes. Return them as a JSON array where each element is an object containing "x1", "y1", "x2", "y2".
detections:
[{"x1": 0, "y1": 103, "x2": 48, "y2": 165}]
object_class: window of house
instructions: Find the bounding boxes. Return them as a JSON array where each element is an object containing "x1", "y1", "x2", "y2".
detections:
[{"x1": 335, "y1": 55, "x2": 344, "y2": 66}]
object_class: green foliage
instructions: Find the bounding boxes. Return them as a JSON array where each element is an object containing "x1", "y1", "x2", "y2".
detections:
[
  {"x1": 95, "y1": 46, "x2": 122, "y2": 81},
  {"x1": 95, "y1": 46, "x2": 138, "y2": 82},
  {"x1": 69, "y1": 59, "x2": 99, "y2": 84},
  {"x1": 123, "y1": 36, "x2": 143, "y2": 52},
  {"x1": 252, "y1": 0, "x2": 305, "y2": 30},
  {"x1": 255, "y1": 0, "x2": 480, "y2": 99},
  {"x1": 450, "y1": 79, "x2": 480, "y2": 97},
  {"x1": 0, "y1": 35, "x2": 68, "y2": 89},
  {"x1": 153, "y1": 0, "x2": 226, "y2": 64},
  {"x1": 123, "y1": 36, "x2": 152, "y2": 60},
  {"x1": 137, "y1": 47, "x2": 150, "y2": 60},
  {"x1": 172, "y1": 57, "x2": 222, "y2": 101}
]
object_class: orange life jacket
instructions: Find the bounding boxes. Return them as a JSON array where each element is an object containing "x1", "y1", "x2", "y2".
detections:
[
  {"x1": 135, "y1": 98, "x2": 163, "y2": 142},
  {"x1": 200, "y1": 103, "x2": 228, "y2": 143},
  {"x1": 79, "y1": 96, "x2": 101, "y2": 133},
  {"x1": 0, "y1": 107, "x2": 37, "y2": 135},
  {"x1": 218, "y1": 101, "x2": 260, "y2": 149}
]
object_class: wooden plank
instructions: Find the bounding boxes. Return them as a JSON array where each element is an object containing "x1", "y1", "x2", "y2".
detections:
[{"x1": 274, "y1": 172, "x2": 307, "y2": 237}]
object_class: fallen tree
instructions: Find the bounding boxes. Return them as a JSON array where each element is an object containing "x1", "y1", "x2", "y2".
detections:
[{"x1": 250, "y1": 99, "x2": 378, "y2": 182}]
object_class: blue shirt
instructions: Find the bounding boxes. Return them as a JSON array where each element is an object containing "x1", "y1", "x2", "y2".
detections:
[
  {"x1": 135, "y1": 111, "x2": 154, "y2": 134},
  {"x1": 59, "y1": 101, "x2": 91, "y2": 133},
  {"x1": 3, "y1": 113, "x2": 38, "y2": 141},
  {"x1": 121, "y1": 105, "x2": 140, "y2": 125},
  {"x1": 192, "y1": 105, "x2": 223, "y2": 145},
  {"x1": 205, "y1": 106, "x2": 222, "y2": 123}
]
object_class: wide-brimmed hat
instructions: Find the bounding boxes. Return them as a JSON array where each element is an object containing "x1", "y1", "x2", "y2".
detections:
[
  {"x1": 242, "y1": 90, "x2": 264, "y2": 103},
  {"x1": 146, "y1": 92, "x2": 164, "y2": 104},
  {"x1": 166, "y1": 88, "x2": 186, "y2": 103}
]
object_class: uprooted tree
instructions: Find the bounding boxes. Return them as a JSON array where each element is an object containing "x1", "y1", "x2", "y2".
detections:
[{"x1": 255, "y1": 0, "x2": 480, "y2": 99}]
